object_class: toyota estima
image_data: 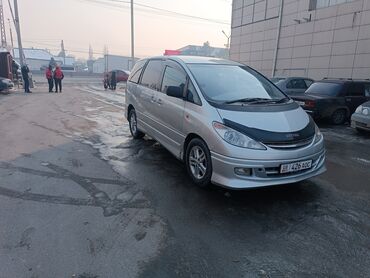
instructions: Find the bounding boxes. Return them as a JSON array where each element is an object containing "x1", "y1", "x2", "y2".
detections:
[{"x1": 125, "y1": 56, "x2": 326, "y2": 189}]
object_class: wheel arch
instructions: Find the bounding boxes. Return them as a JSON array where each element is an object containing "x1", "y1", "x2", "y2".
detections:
[{"x1": 182, "y1": 133, "x2": 206, "y2": 161}]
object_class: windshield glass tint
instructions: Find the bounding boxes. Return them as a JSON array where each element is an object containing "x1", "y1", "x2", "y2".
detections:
[
  {"x1": 306, "y1": 82, "x2": 342, "y2": 96},
  {"x1": 188, "y1": 65, "x2": 286, "y2": 102}
]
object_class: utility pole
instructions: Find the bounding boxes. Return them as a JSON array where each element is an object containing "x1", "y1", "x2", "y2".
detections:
[
  {"x1": 8, "y1": 18, "x2": 14, "y2": 57},
  {"x1": 130, "y1": 0, "x2": 135, "y2": 69},
  {"x1": 0, "y1": 0, "x2": 7, "y2": 48},
  {"x1": 13, "y1": 0, "x2": 25, "y2": 66},
  {"x1": 222, "y1": 30, "x2": 231, "y2": 59}
]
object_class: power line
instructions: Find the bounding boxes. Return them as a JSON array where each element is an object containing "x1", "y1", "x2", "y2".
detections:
[{"x1": 77, "y1": 0, "x2": 230, "y2": 25}]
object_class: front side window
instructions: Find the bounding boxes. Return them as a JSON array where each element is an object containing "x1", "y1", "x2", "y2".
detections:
[
  {"x1": 161, "y1": 66, "x2": 186, "y2": 95},
  {"x1": 287, "y1": 79, "x2": 307, "y2": 89},
  {"x1": 141, "y1": 60, "x2": 163, "y2": 90},
  {"x1": 188, "y1": 64, "x2": 287, "y2": 103},
  {"x1": 187, "y1": 81, "x2": 201, "y2": 105},
  {"x1": 129, "y1": 59, "x2": 146, "y2": 84},
  {"x1": 364, "y1": 84, "x2": 370, "y2": 97},
  {"x1": 304, "y1": 79, "x2": 314, "y2": 88}
]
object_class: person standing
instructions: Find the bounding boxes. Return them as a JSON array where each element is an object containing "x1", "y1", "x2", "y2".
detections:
[
  {"x1": 54, "y1": 66, "x2": 64, "y2": 93},
  {"x1": 21, "y1": 64, "x2": 31, "y2": 93},
  {"x1": 110, "y1": 71, "x2": 117, "y2": 90},
  {"x1": 45, "y1": 66, "x2": 54, "y2": 93}
]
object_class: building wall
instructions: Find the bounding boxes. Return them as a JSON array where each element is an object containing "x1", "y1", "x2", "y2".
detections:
[
  {"x1": 230, "y1": 0, "x2": 370, "y2": 79},
  {"x1": 15, "y1": 58, "x2": 49, "y2": 71}
]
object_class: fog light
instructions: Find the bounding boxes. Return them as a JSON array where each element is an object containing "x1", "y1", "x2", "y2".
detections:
[{"x1": 234, "y1": 167, "x2": 252, "y2": 176}]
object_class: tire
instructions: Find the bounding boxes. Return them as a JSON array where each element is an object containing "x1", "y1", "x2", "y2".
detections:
[
  {"x1": 128, "y1": 109, "x2": 145, "y2": 139},
  {"x1": 185, "y1": 138, "x2": 212, "y2": 188},
  {"x1": 331, "y1": 109, "x2": 346, "y2": 125}
]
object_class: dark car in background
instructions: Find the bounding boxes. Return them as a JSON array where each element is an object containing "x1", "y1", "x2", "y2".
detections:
[
  {"x1": 292, "y1": 79, "x2": 370, "y2": 125},
  {"x1": 0, "y1": 77, "x2": 14, "y2": 93},
  {"x1": 272, "y1": 77, "x2": 314, "y2": 96}
]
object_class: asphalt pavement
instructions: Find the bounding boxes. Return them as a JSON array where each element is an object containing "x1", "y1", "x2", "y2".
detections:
[{"x1": 0, "y1": 80, "x2": 369, "y2": 278}]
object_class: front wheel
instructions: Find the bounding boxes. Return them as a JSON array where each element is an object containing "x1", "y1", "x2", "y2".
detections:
[
  {"x1": 185, "y1": 138, "x2": 212, "y2": 188},
  {"x1": 128, "y1": 109, "x2": 145, "y2": 139}
]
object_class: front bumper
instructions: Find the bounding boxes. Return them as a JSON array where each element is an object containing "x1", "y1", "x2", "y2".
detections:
[
  {"x1": 210, "y1": 148, "x2": 326, "y2": 189},
  {"x1": 351, "y1": 113, "x2": 370, "y2": 131}
]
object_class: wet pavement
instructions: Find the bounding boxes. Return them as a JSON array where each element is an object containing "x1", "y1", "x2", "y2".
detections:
[{"x1": 0, "y1": 82, "x2": 369, "y2": 278}]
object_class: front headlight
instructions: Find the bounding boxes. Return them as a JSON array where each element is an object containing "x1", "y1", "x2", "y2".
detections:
[
  {"x1": 355, "y1": 105, "x2": 363, "y2": 114},
  {"x1": 363, "y1": 108, "x2": 369, "y2": 116},
  {"x1": 212, "y1": 122, "x2": 266, "y2": 150},
  {"x1": 314, "y1": 124, "x2": 323, "y2": 144}
]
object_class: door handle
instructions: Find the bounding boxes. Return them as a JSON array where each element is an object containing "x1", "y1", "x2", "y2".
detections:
[{"x1": 345, "y1": 98, "x2": 351, "y2": 101}]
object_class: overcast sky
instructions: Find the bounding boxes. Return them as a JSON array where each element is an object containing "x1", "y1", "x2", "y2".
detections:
[{"x1": 3, "y1": 0, "x2": 231, "y2": 59}]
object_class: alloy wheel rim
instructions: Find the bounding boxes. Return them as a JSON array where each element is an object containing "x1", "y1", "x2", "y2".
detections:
[
  {"x1": 130, "y1": 113, "x2": 137, "y2": 133},
  {"x1": 189, "y1": 146, "x2": 207, "y2": 180},
  {"x1": 334, "y1": 111, "x2": 344, "y2": 123}
]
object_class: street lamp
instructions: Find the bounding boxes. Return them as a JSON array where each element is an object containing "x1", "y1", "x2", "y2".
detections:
[{"x1": 222, "y1": 30, "x2": 230, "y2": 49}]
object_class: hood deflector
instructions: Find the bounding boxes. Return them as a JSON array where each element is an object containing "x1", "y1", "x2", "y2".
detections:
[{"x1": 223, "y1": 117, "x2": 315, "y2": 144}]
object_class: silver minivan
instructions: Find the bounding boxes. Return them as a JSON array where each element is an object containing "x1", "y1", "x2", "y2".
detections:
[{"x1": 125, "y1": 56, "x2": 326, "y2": 189}]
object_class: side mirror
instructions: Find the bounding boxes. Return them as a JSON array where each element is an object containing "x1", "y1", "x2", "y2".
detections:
[{"x1": 166, "y1": 86, "x2": 183, "y2": 98}]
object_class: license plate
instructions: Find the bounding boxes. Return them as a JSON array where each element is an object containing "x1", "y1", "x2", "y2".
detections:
[
  {"x1": 296, "y1": 101, "x2": 305, "y2": 106},
  {"x1": 280, "y1": 160, "x2": 312, "y2": 174}
]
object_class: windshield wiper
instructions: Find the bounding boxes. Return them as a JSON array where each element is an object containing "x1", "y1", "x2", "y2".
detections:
[
  {"x1": 226, "y1": 97, "x2": 288, "y2": 105},
  {"x1": 225, "y1": 98, "x2": 270, "y2": 104}
]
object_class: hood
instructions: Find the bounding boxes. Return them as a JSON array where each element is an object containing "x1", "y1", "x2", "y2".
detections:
[{"x1": 217, "y1": 107, "x2": 314, "y2": 144}]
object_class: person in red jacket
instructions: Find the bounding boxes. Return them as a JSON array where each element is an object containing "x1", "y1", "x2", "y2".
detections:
[
  {"x1": 45, "y1": 66, "x2": 54, "y2": 93},
  {"x1": 54, "y1": 66, "x2": 64, "y2": 93}
]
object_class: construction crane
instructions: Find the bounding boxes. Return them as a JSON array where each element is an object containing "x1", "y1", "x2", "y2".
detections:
[{"x1": 0, "y1": 0, "x2": 7, "y2": 48}]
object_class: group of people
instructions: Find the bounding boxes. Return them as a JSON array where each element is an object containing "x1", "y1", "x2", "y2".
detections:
[
  {"x1": 45, "y1": 66, "x2": 65, "y2": 93},
  {"x1": 104, "y1": 71, "x2": 117, "y2": 91},
  {"x1": 19, "y1": 64, "x2": 65, "y2": 94}
]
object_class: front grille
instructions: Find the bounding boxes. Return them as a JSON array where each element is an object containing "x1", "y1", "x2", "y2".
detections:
[
  {"x1": 356, "y1": 122, "x2": 367, "y2": 128},
  {"x1": 265, "y1": 136, "x2": 314, "y2": 150}
]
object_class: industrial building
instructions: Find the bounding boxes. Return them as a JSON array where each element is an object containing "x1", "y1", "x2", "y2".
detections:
[
  {"x1": 13, "y1": 48, "x2": 75, "y2": 71},
  {"x1": 92, "y1": 54, "x2": 138, "y2": 73},
  {"x1": 230, "y1": 0, "x2": 370, "y2": 79}
]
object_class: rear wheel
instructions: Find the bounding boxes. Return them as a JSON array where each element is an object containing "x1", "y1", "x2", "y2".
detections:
[
  {"x1": 185, "y1": 138, "x2": 212, "y2": 188},
  {"x1": 331, "y1": 109, "x2": 346, "y2": 125},
  {"x1": 128, "y1": 109, "x2": 145, "y2": 139}
]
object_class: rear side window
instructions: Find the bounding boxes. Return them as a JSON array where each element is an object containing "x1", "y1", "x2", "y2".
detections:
[
  {"x1": 129, "y1": 59, "x2": 146, "y2": 84},
  {"x1": 287, "y1": 79, "x2": 307, "y2": 89},
  {"x1": 347, "y1": 83, "x2": 364, "y2": 96},
  {"x1": 141, "y1": 60, "x2": 163, "y2": 90},
  {"x1": 161, "y1": 66, "x2": 186, "y2": 95}
]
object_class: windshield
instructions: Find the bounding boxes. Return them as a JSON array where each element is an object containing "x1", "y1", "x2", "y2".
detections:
[
  {"x1": 306, "y1": 82, "x2": 342, "y2": 96},
  {"x1": 188, "y1": 64, "x2": 287, "y2": 103}
]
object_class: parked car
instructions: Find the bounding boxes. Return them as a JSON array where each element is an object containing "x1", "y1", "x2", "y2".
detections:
[
  {"x1": 125, "y1": 56, "x2": 326, "y2": 189},
  {"x1": 272, "y1": 77, "x2": 314, "y2": 96},
  {"x1": 351, "y1": 101, "x2": 370, "y2": 133},
  {"x1": 292, "y1": 79, "x2": 370, "y2": 125},
  {"x1": 0, "y1": 77, "x2": 14, "y2": 93},
  {"x1": 106, "y1": 70, "x2": 130, "y2": 83}
]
